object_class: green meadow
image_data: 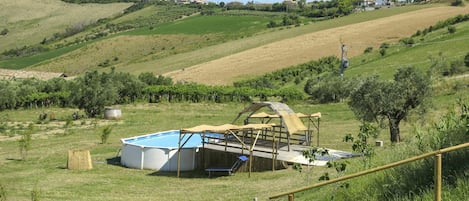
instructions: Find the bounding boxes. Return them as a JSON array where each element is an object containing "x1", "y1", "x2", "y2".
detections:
[
  {"x1": 0, "y1": 4, "x2": 431, "y2": 74},
  {"x1": 1, "y1": 2, "x2": 469, "y2": 201}
]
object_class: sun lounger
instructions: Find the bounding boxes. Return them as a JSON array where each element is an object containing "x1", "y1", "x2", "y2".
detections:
[{"x1": 205, "y1": 155, "x2": 248, "y2": 177}]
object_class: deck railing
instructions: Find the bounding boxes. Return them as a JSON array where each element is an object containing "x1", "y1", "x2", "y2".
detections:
[{"x1": 269, "y1": 142, "x2": 469, "y2": 201}]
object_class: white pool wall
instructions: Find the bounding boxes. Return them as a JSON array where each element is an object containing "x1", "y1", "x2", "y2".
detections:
[{"x1": 120, "y1": 130, "x2": 200, "y2": 171}]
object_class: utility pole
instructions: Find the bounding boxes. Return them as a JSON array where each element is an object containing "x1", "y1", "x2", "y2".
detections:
[{"x1": 340, "y1": 43, "x2": 348, "y2": 77}]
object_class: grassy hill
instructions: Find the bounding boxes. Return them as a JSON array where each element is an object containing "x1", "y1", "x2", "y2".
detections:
[
  {"x1": 0, "y1": 2, "x2": 450, "y2": 78},
  {"x1": 0, "y1": 0, "x2": 132, "y2": 53},
  {"x1": 1, "y1": 2, "x2": 469, "y2": 201}
]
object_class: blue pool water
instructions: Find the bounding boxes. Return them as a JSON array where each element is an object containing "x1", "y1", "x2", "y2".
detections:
[{"x1": 123, "y1": 130, "x2": 221, "y2": 149}]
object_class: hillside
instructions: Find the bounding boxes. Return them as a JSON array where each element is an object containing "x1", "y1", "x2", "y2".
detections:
[
  {"x1": 166, "y1": 5, "x2": 469, "y2": 85},
  {"x1": 0, "y1": 0, "x2": 132, "y2": 53},
  {"x1": 2, "y1": 3, "x2": 466, "y2": 85}
]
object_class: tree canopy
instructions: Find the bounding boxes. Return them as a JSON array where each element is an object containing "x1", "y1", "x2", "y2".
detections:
[{"x1": 348, "y1": 67, "x2": 432, "y2": 143}]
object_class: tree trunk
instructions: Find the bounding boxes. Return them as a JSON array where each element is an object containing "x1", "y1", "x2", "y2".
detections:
[{"x1": 389, "y1": 118, "x2": 401, "y2": 143}]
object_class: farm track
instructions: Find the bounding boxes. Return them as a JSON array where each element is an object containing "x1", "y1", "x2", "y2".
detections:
[{"x1": 165, "y1": 5, "x2": 469, "y2": 86}]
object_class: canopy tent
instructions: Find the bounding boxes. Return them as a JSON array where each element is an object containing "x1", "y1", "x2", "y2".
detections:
[
  {"x1": 177, "y1": 123, "x2": 275, "y2": 178},
  {"x1": 181, "y1": 123, "x2": 274, "y2": 133},
  {"x1": 232, "y1": 102, "x2": 317, "y2": 134},
  {"x1": 176, "y1": 102, "x2": 322, "y2": 177},
  {"x1": 233, "y1": 102, "x2": 321, "y2": 149},
  {"x1": 249, "y1": 112, "x2": 322, "y2": 119}
]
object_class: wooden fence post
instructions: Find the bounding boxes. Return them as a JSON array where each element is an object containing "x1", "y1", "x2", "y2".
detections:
[
  {"x1": 288, "y1": 194, "x2": 294, "y2": 201},
  {"x1": 435, "y1": 154, "x2": 442, "y2": 201}
]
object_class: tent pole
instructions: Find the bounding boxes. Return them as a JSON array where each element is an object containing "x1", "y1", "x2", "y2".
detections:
[
  {"x1": 202, "y1": 132, "x2": 205, "y2": 170},
  {"x1": 249, "y1": 150, "x2": 253, "y2": 178},
  {"x1": 177, "y1": 130, "x2": 182, "y2": 178},
  {"x1": 272, "y1": 136, "x2": 276, "y2": 171},
  {"x1": 317, "y1": 118, "x2": 320, "y2": 147}
]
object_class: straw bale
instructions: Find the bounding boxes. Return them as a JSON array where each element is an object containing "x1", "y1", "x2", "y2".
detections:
[{"x1": 67, "y1": 149, "x2": 93, "y2": 170}]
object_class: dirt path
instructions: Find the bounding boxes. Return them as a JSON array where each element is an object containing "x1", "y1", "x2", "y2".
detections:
[{"x1": 165, "y1": 5, "x2": 469, "y2": 85}]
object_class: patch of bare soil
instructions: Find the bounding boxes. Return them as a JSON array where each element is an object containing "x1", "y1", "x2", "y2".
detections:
[{"x1": 165, "y1": 6, "x2": 469, "y2": 85}]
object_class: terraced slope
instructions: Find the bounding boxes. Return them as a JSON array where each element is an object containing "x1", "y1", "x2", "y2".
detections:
[{"x1": 165, "y1": 5, "x2": 469, "y2": 85}]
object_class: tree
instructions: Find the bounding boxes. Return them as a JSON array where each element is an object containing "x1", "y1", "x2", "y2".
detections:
[
  {"x1": 348, "y1": 67, "x2": 431, "y2": 143},
  {"x1": 337, "y1": 0, "x2": 353, "y2": 15},
  {"x1": 464, "y1": 52, "x2": 469, "y2": 67},
  {"x1": 71, "y1": 71, "x2": 118, "y2": 118}
]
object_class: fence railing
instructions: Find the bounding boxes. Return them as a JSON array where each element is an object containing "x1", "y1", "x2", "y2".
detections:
[{"x1": 269, "y1": 142, "x2": 469, "y2": 201}]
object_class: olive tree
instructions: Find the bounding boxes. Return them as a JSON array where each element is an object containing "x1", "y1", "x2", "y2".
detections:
[
  {"x1": 348, "y1": 67, "x2": 431, "y2": 143},
  {"x1": 71, "y1": 71, "x2": 118, "y2": 118}
]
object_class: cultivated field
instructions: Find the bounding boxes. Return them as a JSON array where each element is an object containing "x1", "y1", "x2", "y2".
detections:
[
  {"x1": 0, "y1": 0, "x2": 132, "y2": 53},
  {"x1": 165, "y1": 5, "x2": 469, "y2": 85}
]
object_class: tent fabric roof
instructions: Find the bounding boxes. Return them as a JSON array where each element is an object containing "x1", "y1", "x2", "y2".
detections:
[
  {"x1": 249, "y1": 112, "x2": 280, "y2": 118},
  {"x1": 278, "y1": 111, "x2": 307, "y2": 134},
  {"x1": 233, "y1": 101, "x2": 321, "y2": 134},
  {"x1": 181, "y1": 123, "x2": 275, "y2": 133},
  {"x1": 250, "y1": 112, "x2": 322, "y2": 119}
]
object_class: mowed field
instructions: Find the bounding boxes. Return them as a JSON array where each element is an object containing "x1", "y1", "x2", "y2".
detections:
[
  {"x1": 0, "y1": 0, "x2": 132, "y2": 52},
  {"x1": 165, "y1": 5, "x2": 469, "y2": 85}
]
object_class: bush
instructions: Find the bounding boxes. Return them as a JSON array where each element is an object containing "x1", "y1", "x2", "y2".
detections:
[
  {"x1": 0, "y1": 183, "x2": 6, "y2": 201},
  {"x1": 100, "y1": 125, "x2": 113, "y2": 144},
  {"x1": 412, "y1": 30, "x2": 421, "y2": 37},
  {"x1": 363, "y1": 47, "x2": 373, "y2": 54},
  {"x1": 448, "y1": 25, "x2": 457, "y2": 34},
  {"x1": 379, "y1": 48, "x2": 386, "y2": 56},
  {"x1": 465, "y1": 52, "x2": 469, "y2": 67},
  {"x1": 379, "y1": 43, "x2": 390, "y2": 49},
  {"x1": 400, "y1": 37, "x2": 415, "y2": 47},
  {"x1": 451, "y1": 0, "x2": 464, "y2": 6},
  {"x1": 0, "y1": 28, "x2": 8, "y2": 36}
]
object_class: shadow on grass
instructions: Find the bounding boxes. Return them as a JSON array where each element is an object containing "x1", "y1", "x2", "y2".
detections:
[
  {"x1": 147, "y1": 170, "x2": 210, "y2": 179},
  {"x1": 6, "y1": 157, "x2": 23, "y2": 162},
  {"x1": 106, "y1": 156, "x2": 123, "y2": 167}
]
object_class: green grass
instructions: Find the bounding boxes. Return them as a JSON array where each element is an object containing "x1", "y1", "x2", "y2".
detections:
[
  {"x1": 117, "y1": 5, "x2": 433, "y2": 75},
  {"x1": 131, "y1": 15, "x2": 272, "y2": 36},
  {"x1": 2, "y1": 4, "x2": 431, "y2": 76},
  {"x1": 1, "y1": 89, "x2": 467, "y2": 200},
  {"x1": 0, "y1": 44, "x2": 86, "y2": 70},
  {"x1": 347, "y1": 20, "x2": 469, "y2": 79},
  {"x1": 0, "y1": 103, "x2": 335, "y2": 200},
  {"x1": 0, "y1": 1, "x2": 132, "y2": 53}
]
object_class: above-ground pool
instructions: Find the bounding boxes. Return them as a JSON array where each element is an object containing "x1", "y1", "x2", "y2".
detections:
[{"x1": 121, "y1": 130, "x2": 204, "y2": 171}]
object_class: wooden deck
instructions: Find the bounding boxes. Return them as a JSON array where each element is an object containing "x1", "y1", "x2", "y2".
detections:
[{"x1": 204, "y1": 141, "x2": 357, "y2": 166}]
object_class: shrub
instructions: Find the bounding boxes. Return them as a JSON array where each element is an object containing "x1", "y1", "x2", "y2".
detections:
[
  {"x1": 31, "y1": 185, "x2": 41, "y2": 201},
  {"x1": 0, "y1": 28, "x2": 8, "y2": 36},
  {"x1": 449, "y1": 60, "x2": 466, "y2": 75},
  {"x1": 465, "y1": 52, "x2": 469, "y2": 67},
  {"x1": 451, "y1": 0, "x2": 464, "y2": 6},
  {"x1": 400, "y1": 37, "x2": 415, "y2": 47},
  {"x1": 0, "y1": 183, "x2": 6, "y2": 201},
  {"x1": 448, "y1": 25, "x2": 457, "y2": 34},
  {"x1": 363, "y1": 47, "x2": 373, "y2": 54},
  {"x1": 100, "y1": 125, "x2": 113, "y2": 144},
  {"x1": 379, "y1": 42, "x2": 390, "y2": 49},
  {"x1": 18, "y1": 124, "x2": 33, "y2": 160},
  {"x1": 379, "y1": 48, "x2": 386, "y2": 56}
]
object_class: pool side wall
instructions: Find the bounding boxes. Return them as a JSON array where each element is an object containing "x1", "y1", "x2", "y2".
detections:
[{"x1": 120, "y1": 130, "x2": 200, "y2": 171}]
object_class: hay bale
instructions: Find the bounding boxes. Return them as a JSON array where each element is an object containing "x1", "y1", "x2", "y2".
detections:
[{"x1": 67, "y1": 149, "x2": 93, "y2": 170}]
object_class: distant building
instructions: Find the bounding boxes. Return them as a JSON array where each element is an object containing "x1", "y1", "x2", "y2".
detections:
[
  {"x1": 175, "y1": 0, "x2": 207, "y2": 4},
  {"x1": 358, "y1": 0, "x2": 376, "y2": 6}
]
